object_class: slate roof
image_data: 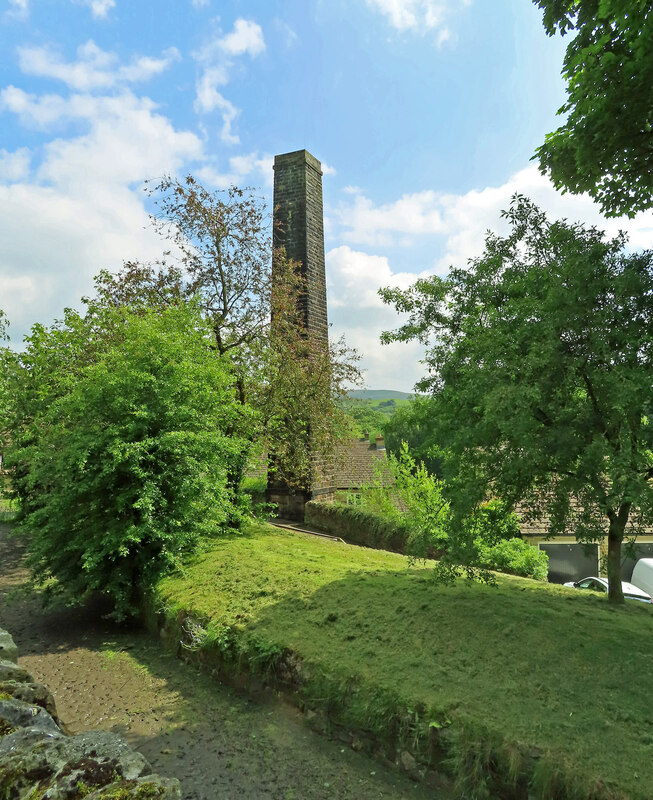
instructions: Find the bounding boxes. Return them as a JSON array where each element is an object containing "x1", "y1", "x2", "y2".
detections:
[{"x1": 333, "y1": 437, "x2": 394, "y2": 490}]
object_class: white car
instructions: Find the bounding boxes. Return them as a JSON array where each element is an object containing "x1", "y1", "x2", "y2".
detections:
[{"x1": 563, "y1": 576, "x2": 653, "y2": 604}]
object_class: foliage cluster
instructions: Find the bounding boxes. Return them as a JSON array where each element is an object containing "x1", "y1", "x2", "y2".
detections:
[
  {"x1": 304, "y1": 501, "x2": 414, "y2": 554},
  {"x1": 6, "y1": 304, "x2": 251, "y2": 619},
  {"x1": 382, "y1": 395, "x2": 443, "y2": 476},
  {"x1": 340, "y1": 398, "x2": 387, "y2": 440},
  {"x1": 359, "y1": 443, "x2": 450, "y2": 557},
  {"x1": 534, "y1": 0, "x2": 653, "y2": 216},
  {"x1": 156, "y1": 523, "x2": 653, "y2": 800},
  {"x1": 353, "y1": 445, "x2": 547, "y2": 581},
  {"x1": 381, "y1": 196, "x2": 653, "y2": 602}
]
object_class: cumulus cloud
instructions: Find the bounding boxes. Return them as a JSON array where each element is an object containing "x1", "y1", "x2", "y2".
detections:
[
  {"x1": 0, "y1": 89, "x2": 204, "y2": 343},
  {"x1": 192, "y1": 18, "x2": 265, "y2": 143},
  {"x1": 197, "y1": 151, "x2": 273, "y2": 189},
  {"x1": 336, "y1": 187, "x2": 445, "y2": 246},
  {"x1": 73, "y1": 0, "x2": 116, "y2": 18},
  {"x1": 328, "y1": 167, "x2": 653, "y2": 389},
  {"x1": 336, "y1": 165, "x2": 653, "y2": 271},
  {"x1": 365, "y1": 0, "x2": 470, "y2": 38},
  {"x1": 0, "y1": 148, "x2": 30, "y2": 182},
  {"x1": 327, "y1": 245, "x2": 430, "y2": 391},
  {"x1": 17, "y1": 40, "x2": 181, "y2": 92},
  {"x1": 217, "y1": 18, "x2": 265, "y2": 57}
]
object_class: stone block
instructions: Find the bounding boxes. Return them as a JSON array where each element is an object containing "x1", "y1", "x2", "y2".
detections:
[{"x1": 0, "y1": 630, "x2": 18, "y2": 663}]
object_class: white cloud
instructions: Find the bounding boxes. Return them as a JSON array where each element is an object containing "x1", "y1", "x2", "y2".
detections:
[
  {"x1": 192, "y1": 18, "x2": 265, "y2": 143},
  {"x1": 327, "y1": 245, "x2": 430, "y2": 391},
  {"x1": 73, "y1": 0, "x2": 115, "y2": 19},
  {"x1": 328, "y1": 167, "x2": 653, "y2": 390},
  {"x1": 218, "y1": 18, "x2": 265, "y2": 57},
  {"x1": 365, "y1": 0, "x2": 470, "y2": 38},
  {"x1": 0, "y1": 89, "x2": 204, "y2": 343},
  {"x1": 0, "y1": 148, "x2": 30, "y2": 182},
  {"x1": 191, "y1": 0, "x2": 209, "y2": 6},
  {"x1": 6, "y1": 0, "x2": 28, "y2": 20},
  {"x1": 322, "y1": 162, "x2": 336, "y2": 176},
  {"x1": 18, "y1": 40, "x2": 180, "y2": 92},
  {"x1": 336, "y1": 188, "x2": 445, "y2": 246},
  {"x1": 197, "y1": 151, "x2": 273, "y2": 189},
  {"x1": 336, "y1": 165, "x2": 653, "y2": 271},
  {"x1": 0, "y1": 87, "x2": 70, "y2": 127}
]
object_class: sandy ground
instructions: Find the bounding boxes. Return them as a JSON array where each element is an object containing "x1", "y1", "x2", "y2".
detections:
[{"x1": 0, "y1": 523, "x2": 441, "y2": 799}]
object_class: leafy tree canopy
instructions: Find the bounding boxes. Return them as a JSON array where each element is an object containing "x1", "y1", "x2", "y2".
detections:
[
  {"x1": 383, "y1": 395, "x2": 444, "y2": 477},
  {"x1": 381, "y1": 196, "x2": 653, "y2": 602},
  {"x1": 90, "y1": 177, "x2": 272, "y2": 401},
  {"x1": 89, "y1": 175, "x2": 361, "y2": 493},
  {"x1": 7, "y1": 303, "x2": 252, "y2": 619},
  {"x1": 341, "y1": 398, "x2": 387, "y2": 439},
  {"x1": 534, "y1": 0, "x2": 653, "y2": 217}
]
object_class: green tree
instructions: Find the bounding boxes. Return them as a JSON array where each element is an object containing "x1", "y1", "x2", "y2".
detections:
[
  {"x1": 342, "y1": 398, "x2": 386, "y2": 439},
  {"x1": 383, "y1": 396, "x2": 443, "y2": 476},
  {"x1": 91, "y1": 176, "x2": 272, "y2": 402},
  {"x1": 91, "y1": 177, "x2": 361, "y2": 496},
  {"x1": 8, "y1": 304, "x2": 251, "y2": 619},
  {"x1": 380, "y1": 196, "x2": 653, "y2": 603},
  {"x1": 534, "y1": 0, "x2": 653, "y2": 217}
]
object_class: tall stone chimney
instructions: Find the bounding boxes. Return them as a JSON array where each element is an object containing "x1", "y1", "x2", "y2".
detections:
[
  {"x1": 272, "y1": 149, "x2": 328, "y2": 344},
  {"x1": 266, "y1": 149, "x2": 334, "y2": 520}
]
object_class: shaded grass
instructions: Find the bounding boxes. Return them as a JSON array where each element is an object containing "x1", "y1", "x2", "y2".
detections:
[{"x1": 155, "y1": 522, "x2": 653, "y2": 799}]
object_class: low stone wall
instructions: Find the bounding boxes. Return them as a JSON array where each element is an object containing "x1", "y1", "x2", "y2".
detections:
[{"x1": 0, "y1": 626, "x2": 181, "y2": 799}]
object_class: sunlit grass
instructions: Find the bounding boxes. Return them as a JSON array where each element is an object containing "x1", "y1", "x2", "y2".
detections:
[{"x1": 156, "y1": 522, "x2": 653, "y2": 798}]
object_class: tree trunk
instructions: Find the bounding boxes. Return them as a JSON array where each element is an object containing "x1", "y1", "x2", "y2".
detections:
[{"x1": 606, "y1": 509, "x2": 627, "y2": 604}]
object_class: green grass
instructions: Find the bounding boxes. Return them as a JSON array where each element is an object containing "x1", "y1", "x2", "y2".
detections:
[{"x1": 155, "y1": 522, "x2": 653, "y2": 799}]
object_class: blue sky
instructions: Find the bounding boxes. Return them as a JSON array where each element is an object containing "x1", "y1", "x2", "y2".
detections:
[{"x1": 2, "y1": 0, "x2": 653, "y2": 390}]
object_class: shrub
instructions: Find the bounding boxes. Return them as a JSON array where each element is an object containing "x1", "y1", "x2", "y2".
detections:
[
  {"x1": 304, "y1": 501, "x2": 414, "y2": 554},
  {"x1": 358, "y1": 443, "x2": 449, "y2": 557},
  {"x1": 9, "y1": 304, "x2": 252, "y2": 619},
  {"x1": 478, "y1": 538, "x2": 549, "y2": 581}
]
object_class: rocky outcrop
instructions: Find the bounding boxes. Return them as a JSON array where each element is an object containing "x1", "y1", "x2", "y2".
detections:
[{"x1": 0, "y1": 627, "x2": 181, "y2": 799}]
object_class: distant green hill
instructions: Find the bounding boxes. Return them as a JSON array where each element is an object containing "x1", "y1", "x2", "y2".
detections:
[{"x1": 347, "y1": 389, "x2": 416, "y2": 401}]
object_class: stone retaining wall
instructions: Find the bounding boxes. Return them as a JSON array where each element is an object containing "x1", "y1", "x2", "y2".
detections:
[{"x1": 0, "y1": 626, "x2": 181, "y2": 799}]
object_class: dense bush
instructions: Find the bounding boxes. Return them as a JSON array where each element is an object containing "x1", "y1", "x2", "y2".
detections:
[
  {"x1": 8, "y1": 305, "x2": 252, "y2": 619},
  {"x1": 304, "y1": 501, "x2": 417, "y2": 554},
  {"x1": 312, "y1": 450, "x2": 548, "y2": 581},
  {"x1": 357, "y1": 443, "x2": 450, "y2": 557},
  {"x1": 478, "y1": 537, "x2": 549, "y2": 581}
]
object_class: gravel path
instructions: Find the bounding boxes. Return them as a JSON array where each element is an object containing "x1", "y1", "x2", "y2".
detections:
[{"x1": 0, "y1": 523, "x2": 441, "y2": 799}]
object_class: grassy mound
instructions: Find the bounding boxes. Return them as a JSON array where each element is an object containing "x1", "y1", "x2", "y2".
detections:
[{"x1": 154, "y1": 522, "x2": 653, "y2": 799}]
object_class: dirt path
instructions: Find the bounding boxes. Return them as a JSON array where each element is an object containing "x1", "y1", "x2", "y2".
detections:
[{"x1": 0, "y1": 523, "x2": 439, "y2": 800}]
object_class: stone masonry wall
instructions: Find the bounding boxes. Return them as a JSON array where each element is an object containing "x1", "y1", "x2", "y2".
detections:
[{"x1": 0, "y1": 626, "x2": 181, "y2": 799}]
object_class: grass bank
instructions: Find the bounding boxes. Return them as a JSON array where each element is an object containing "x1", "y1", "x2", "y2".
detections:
[{"x1": 152, "y1": 522, "x2": 653, "y2": 799}]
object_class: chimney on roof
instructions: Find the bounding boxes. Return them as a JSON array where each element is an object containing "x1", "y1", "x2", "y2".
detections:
[{"x1": 375, "y1": 435, "x2": 385, "y2": 451}]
